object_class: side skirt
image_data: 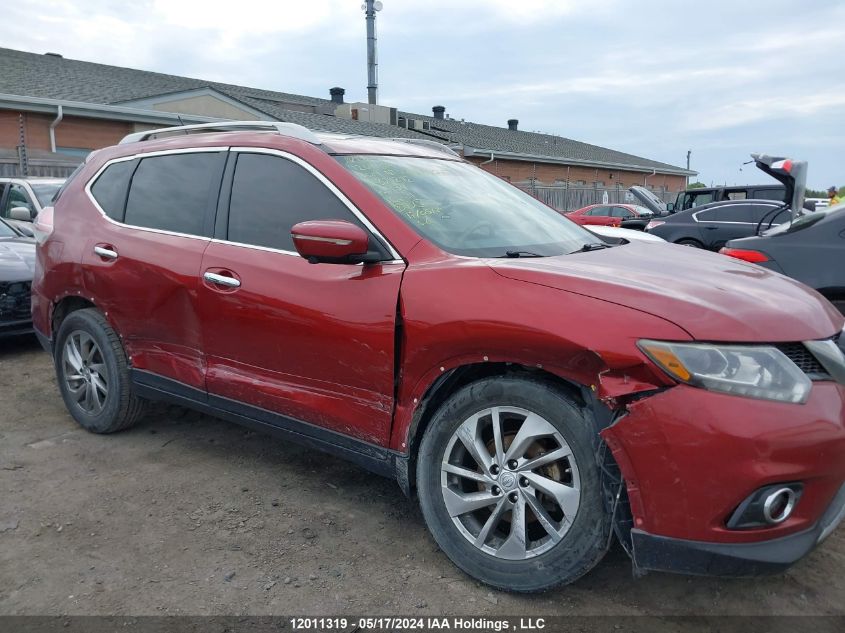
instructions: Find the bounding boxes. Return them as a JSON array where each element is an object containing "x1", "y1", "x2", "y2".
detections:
[{"x1": 130, "y1": 369, "x2": 406, "y2": 481}]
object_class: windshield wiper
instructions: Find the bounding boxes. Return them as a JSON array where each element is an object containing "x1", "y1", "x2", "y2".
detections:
[
  {"x1": 570, "y1": 242, "x2": 610, "y2": 254},
  {"x1": 501, "y1": 250, "x2": 546, "y2": 258}
]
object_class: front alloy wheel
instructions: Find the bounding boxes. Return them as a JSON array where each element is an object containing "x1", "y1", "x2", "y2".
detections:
[
  {"x1": 442, "y1": 406, "x2": 581, "y2": 560},
  {"x1": 417, "y1": 377, "x2": 609, "y2": 592}
]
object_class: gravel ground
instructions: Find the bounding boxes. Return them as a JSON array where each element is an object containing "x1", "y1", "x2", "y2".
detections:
[{"x1": 1, "y1": 335, "x2": 844, "y2": 618}]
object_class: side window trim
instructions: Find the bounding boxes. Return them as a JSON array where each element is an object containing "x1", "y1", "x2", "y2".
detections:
[
  {"x1": 226, "y1": 146, "x2": 401, "y2": 261},
  {"x1": 84, "y1": 147, "x2": 229, "y2": 240}
]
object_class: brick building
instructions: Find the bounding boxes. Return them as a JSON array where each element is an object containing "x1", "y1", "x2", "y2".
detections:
[{"x1": 0, "y1": 47, "x2": 694, "y2": 207}]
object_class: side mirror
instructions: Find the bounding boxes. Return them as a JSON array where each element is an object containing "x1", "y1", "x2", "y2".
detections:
[
  {"x1": 291, "y1": 220, "x2": 382, "y2": 264},
  {"x1": 665, "y1": 202, "x2": 675, "y2": 212},
  {"x1": 9, "y1": 206, "x2": 32, "y2": 221}
]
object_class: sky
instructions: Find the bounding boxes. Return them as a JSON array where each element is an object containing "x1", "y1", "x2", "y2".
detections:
[{"x1": 6, "y1": 0, "x2": 845, "y2": 189}]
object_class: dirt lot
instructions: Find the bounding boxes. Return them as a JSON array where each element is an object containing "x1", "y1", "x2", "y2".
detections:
[{"x1": 1, "y1": 335, "x2": 844, "y2": 618}]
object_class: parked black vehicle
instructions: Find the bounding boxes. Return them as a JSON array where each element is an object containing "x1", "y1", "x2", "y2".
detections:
[
  {"x1": 667, "y1": 183, "x2": 786, "y2": 212},
  {"x1": 0, "y1": 218, "x2": 35, "y2": 338},
  {"x1": 722, "y1": 203, "x2": 845, "y2": 315},
  {"x1": 645, "y1": 199, "x2": 789, "y2": 250}
]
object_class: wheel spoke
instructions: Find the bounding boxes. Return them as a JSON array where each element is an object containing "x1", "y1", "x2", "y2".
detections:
[
  {"x1": 89, "y1": 363, "x2": 106, "y2": 375},
  {"x1": 518, "y1": 446, "x2": 572, "y2": 472},
  {"x1": 68, "y1": 381, "x2": 86, "y2": 402},
  {"x1": 91, "y1": 374, "x2": 108, "y2": 398},
  {"x1": 496, "y1": 495, "x2": 527, "y2": 559},
  {"x1": 442, "y1": 462, "x2": 489, "y2": 484},
  {"x1": 83, "y1": 335, "x2": 98, "y2": 362},
  {"x1": 83, "y1": 382, "x2": 94, "y2": 411},
  {"x1": 504, "y1": 413, "x2": 555, "y2": 462},
  {"x1": 66, "y1": 337, "x2": 84, "y2": 372},
  {"x1": 442, "y1": 489, "x2": 499, "y2": 517},
  {"x1": 490, "y1": 407, "x2": 505, "y2": 465},
  {"x1": 523, "y1": 491, "x2": 563, "y2": 543},
  {"x1": 523, "y1": 472, "x2": 580, "y2": 517},
  {"x1": 90, "y1": 381, "x2": 104, "y2": 412},
  {"x1": 456, "y1": 415, "x2": 493, "y2": 475},
  {"x1": 475, "y1": 497, "x2": 508, "y2": 547}
]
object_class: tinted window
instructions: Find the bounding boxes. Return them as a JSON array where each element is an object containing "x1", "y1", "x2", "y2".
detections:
[
  {"x1": 588, "y1": 206, "x2": 612, "y2": 216},
  {"x1": 610, "y1": 207, "x2": 632, "y2": 218},
  {"x1": 125, "y1": 153, "x2": 222, "y2": 235},
  {"x1": 91, "y1": 160, "x2": 136, "y2": 221},
  {"x1": 227, "y1": 153, "x2": 361, "y2": 251},
  {"x1": 753, "y1": 188, "x2": 787, "y2": 201},
  {"x1": 697, "y1": 204, "x2": 753, "y2": 223}
]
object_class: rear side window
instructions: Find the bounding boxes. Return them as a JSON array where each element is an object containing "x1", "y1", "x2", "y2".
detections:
[
  {"x1": 698, "y1": 205, "x2": 753, "y2": 223},
  {"x1": 226, "y1": 153, "x2": 362, "y2": 251},
  {"x1": 90, "y1": 160, "x2": 135, "y2": 221},
  {"x1": 124, "y1": 152, "x2": 224, "y2": 236}
]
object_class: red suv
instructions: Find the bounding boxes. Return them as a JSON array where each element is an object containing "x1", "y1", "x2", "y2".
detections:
[{"x1": 32, "y1": 122, "x2": 845, "y2": 592}]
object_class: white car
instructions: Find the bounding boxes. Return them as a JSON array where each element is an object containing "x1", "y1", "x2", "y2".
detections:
[
  {"x1": 0, "y1": 177, "x2": 65, "y2": 236},
  {"x1": 586, "y1": 224, "x2": 666, "y2": 243}
]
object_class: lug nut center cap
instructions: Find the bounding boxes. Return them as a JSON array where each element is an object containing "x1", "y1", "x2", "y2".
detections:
[{"x1": 499, "y1": 472, "x2": 517, "y2": 491}]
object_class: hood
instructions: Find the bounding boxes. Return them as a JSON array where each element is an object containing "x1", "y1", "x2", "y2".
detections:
[
  {"x1": 628, "y1": 186, "x2": 667, "y2": 215},
  {"x1": 0, "y1": 237, "x2": 36, "y2": 282},
  {"x1": 488, "y1": 242, "x2": 842, "y2": 342}
]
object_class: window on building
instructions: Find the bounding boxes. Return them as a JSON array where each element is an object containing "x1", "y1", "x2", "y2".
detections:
[
  {"x1": 124, "y1": 152, "x2": 224, "y2": 235},
  {"x1": 90, "y1": 160, "x2": 136, "y2": 221},
  {"x1": 227, "y1": 153, "x2": 362, "y2": 252},
  {"x1": 56, "y1": 147, "x2": 91, "y2": 158}
]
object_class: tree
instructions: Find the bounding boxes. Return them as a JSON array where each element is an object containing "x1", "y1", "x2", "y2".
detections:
[{"x1": 687, "y1": 181, "x2": 707, "y2": 189}]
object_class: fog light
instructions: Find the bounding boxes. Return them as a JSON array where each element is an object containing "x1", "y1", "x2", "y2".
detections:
[
  {"x1": 763, "y1": 487, "x2": 797, "y2": 524},
  {"x1": 726, "y1": 483, "x2": 803, "y2": 529}
]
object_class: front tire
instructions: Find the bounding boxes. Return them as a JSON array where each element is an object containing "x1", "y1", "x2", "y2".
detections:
[
  {"x1": 416, "y1": 376, "x2": 609, "y2": 592},
  {"x1": 54, "y1": 308, "x2": 147, "y2": 433}
]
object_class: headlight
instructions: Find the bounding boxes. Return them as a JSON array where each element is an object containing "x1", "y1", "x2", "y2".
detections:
[{"x1": 638, "y1": 340, "x2": 812, "y2": 403}]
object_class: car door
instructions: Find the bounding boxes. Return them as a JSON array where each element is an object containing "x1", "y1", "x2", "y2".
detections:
[
  {"x1": 81, "y1": 149, "x2": 227, "y2": 390},
  {"x1": 586, "y1": 206, "x2": 615, "y2": 225},
  {"x1": 198, "y1": 148, "x2": 405, "y2": 446},
  {"x1": 695, "y1": 203, "x2": 755, "y2": 249}
]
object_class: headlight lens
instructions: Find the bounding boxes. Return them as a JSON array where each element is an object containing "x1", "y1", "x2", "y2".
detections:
[{"x1": 638, "y1": 340, "x2": 812, "y2": 403}]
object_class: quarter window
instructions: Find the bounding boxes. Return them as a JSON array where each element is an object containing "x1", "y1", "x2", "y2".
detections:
[
  {"x1": 91, "y1": 160, "x2": 136, "y2": 221},
  {"x1": 124, "y1": 152, "x2": 224, "y2": 236},
  {"x1": 226, "y1": 153, "x2": 362, "y2": 251}
]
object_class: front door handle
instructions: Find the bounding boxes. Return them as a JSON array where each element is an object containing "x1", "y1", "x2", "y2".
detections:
[
  {"x1": 94, "y1": 245, "x2": 118, "y2": 260},
  {"x1": 204, "y1": 271, "x2": 241, "y2": 288}
]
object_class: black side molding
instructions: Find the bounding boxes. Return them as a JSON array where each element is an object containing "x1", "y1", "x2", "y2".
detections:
[{"x1": 130, "y1": 369, "x2": 407, "y2": 482}]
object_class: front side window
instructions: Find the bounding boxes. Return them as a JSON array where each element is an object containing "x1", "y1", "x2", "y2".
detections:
[
  {"x1": 227, "y1": 153, "x2": 363, "y2": 252},
  {"x1": 338, "y1": 155, "x2": 594, "y2": 257},
  {"x1": 124, "y1": 152, "x2": 223, "y2": 235},
  {"x1": 611, "y1": 207, "x2": 632, "y2": 218},
  {"x1": 2, "y1": 184, "x2": 34, "y2": 218}
]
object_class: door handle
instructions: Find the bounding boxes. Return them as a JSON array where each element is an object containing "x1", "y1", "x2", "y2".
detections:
[
  {"x1": 93, "y1": 245, "x2": 118, "y2": 260},
  {"x1": 204, "y1": 271, "x2": 241, "y2": 288},
  {"x1": 703, "y1": 225, "x2": 718, "y2": 230}
]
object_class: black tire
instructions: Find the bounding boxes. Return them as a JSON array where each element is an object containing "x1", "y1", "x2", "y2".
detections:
[
  {"x1": 676, "y1": 238, "x2": 704, "y2": 248},
  {"x1": 54, "y1": 308, "x2": 147, "y2": 433},
  {"x1": 416, "y1": 376, "x2": 609, "y2": 592}
]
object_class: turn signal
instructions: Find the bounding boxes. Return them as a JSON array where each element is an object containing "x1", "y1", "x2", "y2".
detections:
[{"x1": 719, "y1": 247, "x2": 769, "y2": 263}]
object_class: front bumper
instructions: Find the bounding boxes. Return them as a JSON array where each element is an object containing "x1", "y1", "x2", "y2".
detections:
[{"x1": 632, "y1": 482, "x2": 845, "y2": 576}]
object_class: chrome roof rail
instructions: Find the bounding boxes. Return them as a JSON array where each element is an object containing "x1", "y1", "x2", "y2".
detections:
[
  {"x1": 119, "y1": 120, "x2": 322, "y2": 145},
  {"x1": 387, "y1": 138, "x2": 460, "y2": 157}
]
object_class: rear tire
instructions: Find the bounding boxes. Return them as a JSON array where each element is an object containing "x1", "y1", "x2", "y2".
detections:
[
  {"x1": 54, "y1": 308, "x2": 147, "y2": 433},
  {"x1": 676, "y1": 238, "x2": 704, "y2": 248},
  {"x1": 416, "y1": 376, "x2": 609, "y2": 592}
]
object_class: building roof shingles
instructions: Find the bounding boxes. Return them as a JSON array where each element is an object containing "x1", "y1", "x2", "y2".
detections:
[{"x1": 0, "y1": 47, "x2": 690, "y2": 174}]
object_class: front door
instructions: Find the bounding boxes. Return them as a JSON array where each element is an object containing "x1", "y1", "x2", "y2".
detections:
[{"x1": 198, "y1": 149, "x2": 404, "y2": 445}]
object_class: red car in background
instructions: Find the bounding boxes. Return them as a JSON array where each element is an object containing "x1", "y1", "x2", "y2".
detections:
[
  {"x1": 566, "y1": 203, "x2": 653, "y2": 229},
  {"x1": 31, "y1": 123, "x2": 845, "y2": 592}
]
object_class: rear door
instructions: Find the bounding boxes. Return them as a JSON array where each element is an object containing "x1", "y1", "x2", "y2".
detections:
[
  {"x1": 198, "y1": 148, "x2": 405, "y2": 446},
  {"x1": 82, "y1": 149, "x2": 227, "y2": 390},
  {"x1": 694, "y1": 203, "x2": 756, "y2": 249}
]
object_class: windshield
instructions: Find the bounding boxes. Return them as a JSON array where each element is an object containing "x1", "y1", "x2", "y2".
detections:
[
  {"x1": 30, "y1": 182, "x2": 63, "y2": 207},
  {"x1": 337, "y1": 155, "x2": 596, "y2": 257},
  {"x1": 762, "y1": 202, "x2": 844, "y2": 236},
  {"x1": 0, "y1": 219, "x2": 17, "y2": 238}
]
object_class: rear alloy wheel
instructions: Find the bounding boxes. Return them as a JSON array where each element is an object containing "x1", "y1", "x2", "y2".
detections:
[
  {"x1": 417, "y1": 377, "x2": 609, "y2": 592},
  {"x1": 55, "y1": 308, "x2": 147, "y2": 433},
  {"x1": 676, "y1": 238, "x2": 703, "y2": 248}
]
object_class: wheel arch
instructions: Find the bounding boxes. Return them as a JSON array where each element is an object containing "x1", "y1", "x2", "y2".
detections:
[
  {"x1": 51, "y1": 295, "x2": 98, "y2": 341},
  {"x1": 395, "y1": 361, "x2": 616, "y2": 497}
]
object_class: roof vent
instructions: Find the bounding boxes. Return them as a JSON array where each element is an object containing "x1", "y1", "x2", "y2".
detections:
[
  {"x1": 44, "y1": 52, "x2": 63, "y2": 58},
  {"x1": 329, "y1": 87, "x2": 345, "y2": 104},
  {"x1": 507, "y1": 119, "x2": 518, "y2": 131},
  {"x1": 432, "y1": 105, "x2": 446, "y2": 120}
]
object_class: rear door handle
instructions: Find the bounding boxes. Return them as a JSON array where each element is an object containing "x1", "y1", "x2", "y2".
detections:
[
  {"x1": 204, "y1": 271, "x2": 241, "y2": 288},
  {"x1": 94, "y1": 245, "x2": 118, "y2": 260}
]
